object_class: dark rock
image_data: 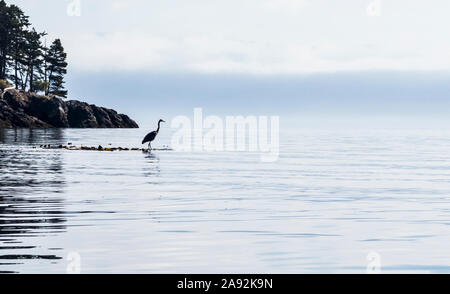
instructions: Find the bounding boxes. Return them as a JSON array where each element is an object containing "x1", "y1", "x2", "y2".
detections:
[
  {"x1": 27, "y1": 95, "x2": 69, "y2": 127},
  {"x1": 0, "y1": 99, "x2": 51, "y2": 128},
  {"x1": 91, "y1": 104, "x2": 138, "y2": 129},
  {"x1": 66, "y1": 100, "x2": 99, "y2": 128},
  {"x1": 0, "y1": 89, "x2": 139, "y2": 128},
  {"x1": 91, "y1": 106, "x2": 115, "y2": 128}
]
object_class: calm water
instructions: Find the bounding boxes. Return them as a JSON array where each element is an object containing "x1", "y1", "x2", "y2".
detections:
[{"x1": 0, "y1": 128, "x2": 450, "y2": 274}]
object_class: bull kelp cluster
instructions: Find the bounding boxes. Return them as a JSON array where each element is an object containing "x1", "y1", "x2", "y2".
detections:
[{"x1": 35, "y1": 145, "x2": 172, "y2": 153}]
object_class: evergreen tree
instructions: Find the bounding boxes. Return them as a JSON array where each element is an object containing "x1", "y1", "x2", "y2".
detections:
[
  {"x1": 7, "y1": 4, "x2": 30, "y2": 88},
  {"x1": 22, "y1": 28, "x2": 46, "y2": 92},
  {"x1": 45, "y1": 39, "x2": 67, "y2": 98},
  {"x1": 0, "y1": 0, "x2": 66, "y2": 95},
  {"x1": 0, "y1": 0, "x2": 11, "y2": 80}
]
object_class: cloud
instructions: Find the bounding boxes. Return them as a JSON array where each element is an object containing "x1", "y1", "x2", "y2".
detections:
[
  {"x1": 109, "y1": 0, "x2": 144, "y2": 13},
  {"x1": 263, "y1": 0, "x2": 309, "y2": 12},
  {"x1": 60, "y1": 31, "x2": 450, "y2": 74},
  {"x1": 12, "y1": 0, "x2": 450, "y2": 74},
  {"x1": 60, "y1": 30, "x2": 450, "y2": 74},
  {"x1": 63, "y1": 32, "x2": 174, "y2": 71}
]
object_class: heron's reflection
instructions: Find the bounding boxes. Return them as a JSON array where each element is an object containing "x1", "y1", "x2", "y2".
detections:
[{"x1": 143, "y1": 152, "x2": 161, "y2": 178}]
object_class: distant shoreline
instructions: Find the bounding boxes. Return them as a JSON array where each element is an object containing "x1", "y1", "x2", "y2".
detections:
[{"x1": 0, "y1": 88, "x2": 139, "y2": 129}]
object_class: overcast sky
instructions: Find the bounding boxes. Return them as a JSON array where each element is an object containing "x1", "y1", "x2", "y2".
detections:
[
  {"x1": 9, "y1": 0, "x2": 450, "y2": 74},
  {"x1": 6, "y1": 0, "x2": 450, "y2": 127}
]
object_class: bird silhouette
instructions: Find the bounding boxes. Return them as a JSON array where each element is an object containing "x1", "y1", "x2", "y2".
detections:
[{"x1": 142, "y1": 119, "x2": 165, "y2": 151}]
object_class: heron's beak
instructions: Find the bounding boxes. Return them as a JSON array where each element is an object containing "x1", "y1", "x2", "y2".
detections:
[{"x1": 162, "y1": 120, "x2": 166, "y2": 123}]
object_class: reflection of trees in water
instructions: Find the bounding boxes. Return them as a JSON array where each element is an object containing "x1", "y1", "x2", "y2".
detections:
[
  {"x1": 0, "y1": 128, "x2": 65, "y2": 145},
  {"x1": 0, "y1": 129, "x2": 67, "y2": 273}
]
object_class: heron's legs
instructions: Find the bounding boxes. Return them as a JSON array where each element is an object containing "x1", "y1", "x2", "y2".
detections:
[{"x1": 148, "y1": 142, "x2": 152, "y2": 151}]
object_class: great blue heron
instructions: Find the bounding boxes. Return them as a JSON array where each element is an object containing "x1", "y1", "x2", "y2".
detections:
[{"x1": 142, "y1": 119, "x2": 165, "y2": 151}]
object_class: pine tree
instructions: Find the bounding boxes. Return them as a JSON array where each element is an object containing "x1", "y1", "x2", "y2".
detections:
[
  {"x1": 0, "y1": 0, "x2": 11, "y2": 80},
  {"x1": 0, "y1": 1, "x2": 66, "y2": 95},
  {"x1": 7, "y1": 4, "x2": 30, "y2": 88},
  {"x1": 22, "y1": 28, "x2": 45, "y2": 92},
  {"x1": 45, "y1": 39, "x2": 67, "y2": 98}
]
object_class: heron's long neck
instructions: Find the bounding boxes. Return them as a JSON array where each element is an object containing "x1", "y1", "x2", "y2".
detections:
[{"x1": 156, "y1": 122, "x2": 161, "y2": 133}]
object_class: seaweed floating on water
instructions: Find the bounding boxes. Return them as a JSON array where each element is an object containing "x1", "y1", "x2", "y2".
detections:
[{"x1": 36, "y1": 144, "x2": 173, "y2": 152}]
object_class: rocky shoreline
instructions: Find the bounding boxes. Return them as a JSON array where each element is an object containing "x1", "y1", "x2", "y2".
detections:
[{"x1": 0, "y1": 89, "x2": 139, "y2": 128}]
